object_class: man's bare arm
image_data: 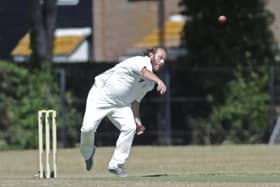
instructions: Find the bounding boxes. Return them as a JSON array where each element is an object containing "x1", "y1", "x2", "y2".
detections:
[
  {"x1": 131, "y1": 101, "x2": 145, "y2": 135},
  {"x1": 140, "y1": 67, "x2": 167, "y2": 95}
]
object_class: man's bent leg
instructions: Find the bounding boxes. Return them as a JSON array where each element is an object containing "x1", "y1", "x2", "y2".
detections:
[
  {"x1": 80, "y1": 102, "x2": 101, "y2": 161},
  {"x1": 80, "y1": 84, "x2": 109, "y2": 170}
]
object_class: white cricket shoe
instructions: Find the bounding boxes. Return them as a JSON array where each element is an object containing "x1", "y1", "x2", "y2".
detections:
[{"x1": 108, "y1": 164, "x2": 127, "y2": 177}]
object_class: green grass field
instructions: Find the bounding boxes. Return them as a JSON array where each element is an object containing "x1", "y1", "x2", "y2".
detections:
[{"x1": 1, "y1": 145, "x2": 280, "y2": 187}]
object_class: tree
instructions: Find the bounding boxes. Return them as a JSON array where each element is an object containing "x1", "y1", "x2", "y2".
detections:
[
  {"x1": 209, "y1": 68, "x2": 270, "y2": 143},
  {"x1": 0, "y1": 61, "x2": 81, "y2": 149},
  {"x1": 29, "y1": 0, "x2": 57, "y2": 65},
  {"x1": 179, "y1": 0, "x2": 275, "y2": 67},
  {"x1": 176, "y1": 0, "x2": 277, "y2": 143}
]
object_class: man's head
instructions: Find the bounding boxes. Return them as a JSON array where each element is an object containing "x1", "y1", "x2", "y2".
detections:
[{"x1": 144, "y1": 47, "x2": 167, "y2": 72}]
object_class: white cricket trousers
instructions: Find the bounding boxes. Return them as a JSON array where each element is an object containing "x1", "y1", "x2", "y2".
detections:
[{"x1": 80, "y1": 84, "x2": 136, "y2": 169}]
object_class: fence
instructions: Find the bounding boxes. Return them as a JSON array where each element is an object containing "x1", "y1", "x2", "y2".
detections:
[{"x1": 54, "y1": 63, "x2": 279, "y2": 146}]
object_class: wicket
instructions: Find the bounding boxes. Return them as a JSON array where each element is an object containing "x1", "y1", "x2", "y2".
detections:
[{"x1": 38, "y1": 109, "x2": 57, "y2": 179}]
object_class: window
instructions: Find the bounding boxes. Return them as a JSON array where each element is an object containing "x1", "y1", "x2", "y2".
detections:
[
  {"x1": 128, "y1": 0, "x2": 157, "y2": 2},
  {"x1": 57, "y1": 0, "x2": 79, "y2": 6}
]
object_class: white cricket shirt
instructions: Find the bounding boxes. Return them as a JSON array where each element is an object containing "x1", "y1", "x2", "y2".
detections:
[{"x1": 94, "y1": 56, "x2": 155, "y2": 106}]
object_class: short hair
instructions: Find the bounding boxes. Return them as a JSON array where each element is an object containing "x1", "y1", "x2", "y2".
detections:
[{"x1": 143, "y1": 46, "x2": 167, "y2": 57}]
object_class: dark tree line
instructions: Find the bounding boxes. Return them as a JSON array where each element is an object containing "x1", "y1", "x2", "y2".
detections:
[
  {"x1": 172, "y1": 0, "x2": 278, "y2": 143},
  {"x1": 179, "y1": 0, "x2": 276, "y2": 67}
]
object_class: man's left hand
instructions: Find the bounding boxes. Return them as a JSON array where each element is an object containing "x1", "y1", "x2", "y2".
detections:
[{"x1": 136, "y1": 124, "x2": 146, "y2": 135}]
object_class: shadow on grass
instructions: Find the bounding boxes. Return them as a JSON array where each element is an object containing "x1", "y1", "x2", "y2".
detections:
[{"x1": 141, "y1": 174, "x2": 169, "y2": 178}]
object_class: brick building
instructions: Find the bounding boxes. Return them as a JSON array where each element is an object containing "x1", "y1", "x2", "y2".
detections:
[
  {"x1": 93, "y1": 0, "x2": 280, "y2": 62},
  {"x1": 6, "y1": 0, "x2": 280, "y2": 62},
  {"x1": 10, "y1": 0, "x2": 182, "y2": 62},
  {"x1": 93, "y1": 0, "x2": 181, "y2": 62}
]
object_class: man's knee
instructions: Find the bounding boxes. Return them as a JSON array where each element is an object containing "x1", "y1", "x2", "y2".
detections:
[
  {"x1": 81, "y1": 122, "x2": 98, "y2": 133},
  {"x1": 81, "y1": 126, "x2": 91, "y2": 133}
]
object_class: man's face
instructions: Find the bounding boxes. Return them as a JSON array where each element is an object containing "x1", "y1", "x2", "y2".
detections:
[{"x1": 150, "y1": 48, "x2": 167, "y2": 72}]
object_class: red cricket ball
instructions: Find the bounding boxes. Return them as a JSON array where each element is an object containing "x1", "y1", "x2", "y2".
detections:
[{"x1": 218, "y1": 15, "x2": 227, "y2": 23}]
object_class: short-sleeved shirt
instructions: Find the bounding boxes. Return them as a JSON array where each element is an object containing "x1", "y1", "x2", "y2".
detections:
[{"x1": 94, "y1": 56, "x2": 155, "y2": 106}]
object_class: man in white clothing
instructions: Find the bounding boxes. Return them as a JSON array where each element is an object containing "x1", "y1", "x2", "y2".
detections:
[{"x1": 80, "y1": 47, "x2": 167, "y2": 177}]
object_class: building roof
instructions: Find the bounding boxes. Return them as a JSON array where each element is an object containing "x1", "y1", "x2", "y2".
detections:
[
  {"x1": 119, "y1": 15, "x2": 187, "y2": 61},
  {"x1": 133, "y1": 15, "x2": 185, "y2": 48},
  {"x1": 11, "y1": 28, "x2": 91, "y2": 57},
  {"x1": 11, "y1": 35, "x2": 85, "y2": 56}
]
